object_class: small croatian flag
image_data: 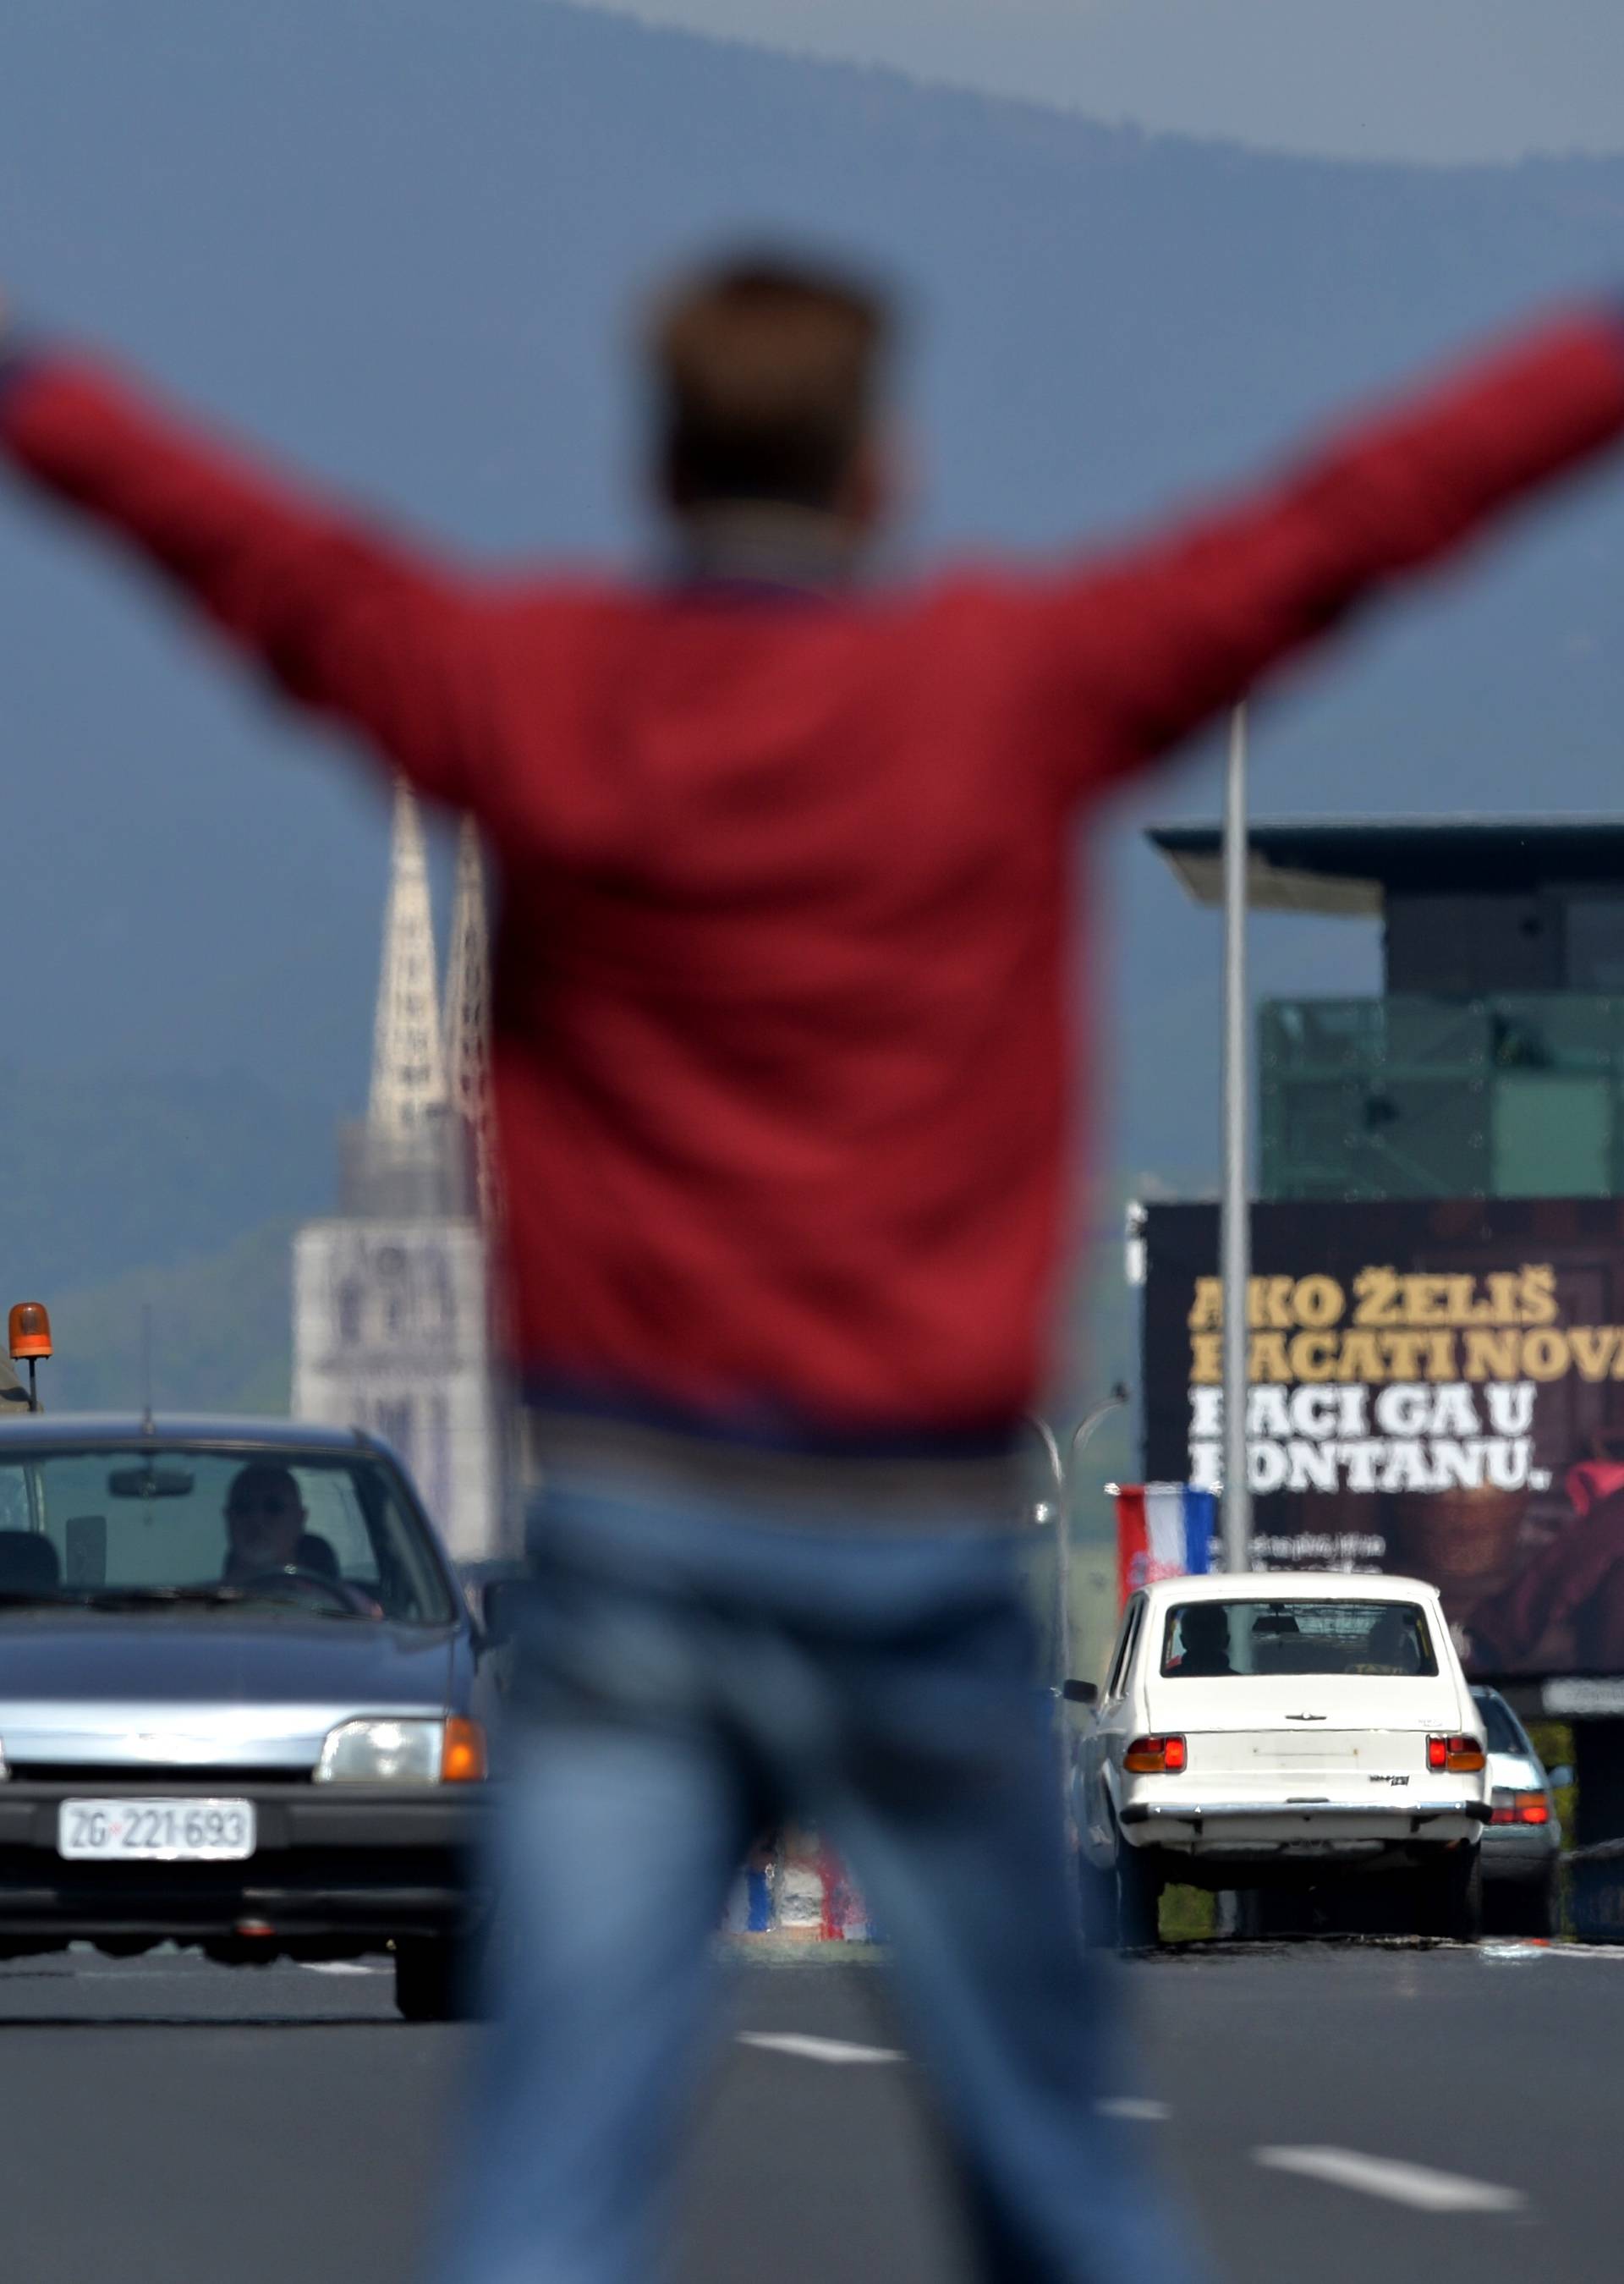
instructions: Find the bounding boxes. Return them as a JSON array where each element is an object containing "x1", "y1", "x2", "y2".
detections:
[{"x1": 1116, "y1": 1484, "x2": 1215, "y2": 1606}]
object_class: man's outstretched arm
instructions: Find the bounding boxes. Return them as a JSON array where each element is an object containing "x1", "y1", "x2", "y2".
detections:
[
  {"x1": 0, "y1": 319, "x2": 503, "y2": 815},
  {"x1": 1025, "y1": 303, "x2": 1624, "y2": 792}
]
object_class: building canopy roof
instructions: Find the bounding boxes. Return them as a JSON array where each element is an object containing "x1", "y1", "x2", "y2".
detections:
[{"x1": 1149, "y1": 818, "x2": 1624, "y2": 917}]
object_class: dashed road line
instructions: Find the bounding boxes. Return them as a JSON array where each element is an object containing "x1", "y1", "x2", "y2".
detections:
[
  {"x1": 738, "y1": 2031, "x2": 903, "y2": 2066},
  {"x1": 736, "y1": 2042, "x2": 1176, "y2": 2111},
  {"x1": 78, "y1": 1968, "x2": 204, "y2": 1980},
  {"x1": 1476, "y1": 1941, "x2": 1624, "y2": 1964},
  {"x1": 1254, "y1": 2145, "x2": 1526, "y2": 2214}
]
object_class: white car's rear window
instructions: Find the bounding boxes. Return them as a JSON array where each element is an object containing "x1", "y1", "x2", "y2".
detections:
[{"x1": 1160, "y1": 1599, "x2": 1437, "y2": 1679}]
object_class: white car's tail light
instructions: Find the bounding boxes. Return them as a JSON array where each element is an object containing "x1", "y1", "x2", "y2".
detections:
[
  {"x1": 1426, "y1": 1734, "x2": 1485, "y2": 1774},
  {"x1": 1490, "y1": 1787, "x2": 1550, "y2": 1826},
  {"x1": 1125, "y1": 1734, "x2": 1187, "y2": 1775}
]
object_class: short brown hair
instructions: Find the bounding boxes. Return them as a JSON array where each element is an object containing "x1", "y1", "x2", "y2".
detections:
[{"x1": 649, "y1": 254, "x2": 892, "y2": 514}]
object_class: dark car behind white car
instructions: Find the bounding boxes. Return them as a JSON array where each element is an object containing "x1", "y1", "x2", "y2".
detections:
[{"x1": 1472, "y1": 1683, "x2": 1562, "y2": 1937}]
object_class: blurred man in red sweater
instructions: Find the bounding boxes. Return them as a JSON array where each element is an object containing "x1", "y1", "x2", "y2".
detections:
[{"x1": 5, "y1": 257, "x2": 1624, "y2": 2281}]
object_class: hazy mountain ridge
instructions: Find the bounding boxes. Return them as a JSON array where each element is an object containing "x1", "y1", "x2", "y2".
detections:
[
  {"x1": 42, "y1": 1219, "x2": 296, "y2": 1417},
  {"x1": 0, "y1": 1066, "x2": 328, "y2": 1298}
]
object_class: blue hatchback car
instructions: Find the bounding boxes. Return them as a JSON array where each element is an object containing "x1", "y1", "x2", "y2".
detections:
[{"x1": 0, "y1": 1414, "x2": 501, "y2": 2018}]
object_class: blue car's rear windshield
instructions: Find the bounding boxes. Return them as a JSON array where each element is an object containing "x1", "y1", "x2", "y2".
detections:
[
  {"x1": 0, "y1": 1447, "x2": 454, "y2": 1624},
  {"x1": 1475, "y1": 1693, "x2": 1528, "y2": 1755}
]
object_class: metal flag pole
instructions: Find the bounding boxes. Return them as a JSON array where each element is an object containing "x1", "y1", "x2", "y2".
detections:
[
  {"x1": 1024, "y1": 1414, "x2": 1069, "y2": 1692},
  {"x1": 1220, "y1": 703, "x2": 1253, "y2": 1573},
  {"x1": 1057, "y1": 1384, "x2": 1129, "y2": 1685}
]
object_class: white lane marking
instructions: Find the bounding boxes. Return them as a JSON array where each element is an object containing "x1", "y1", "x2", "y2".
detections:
[
  {"x1": 1254, "y1": 2146, "x2": 1526, "y2": 2214},
  {"x1": 1096, "y1": 2097, "x2": 1171, "y2": 2122},
  {"x1": 1474, "y1": 1941, "x2": 1624, "y2": 1963},
  {"x1": 738, "y1": 2031, "x2": 903, "y2": 2066},
  {"x1": 78, "y1": 1969, "x2": 205, "y2": 1980},
  {"x1": 77, "y1": 1960, "x2": 387, "y2": 1980}
]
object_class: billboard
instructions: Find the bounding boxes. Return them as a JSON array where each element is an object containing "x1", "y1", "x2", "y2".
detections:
[{"x1": 1141, "y1": 1199, "x2": 1624, "y2": 1679}]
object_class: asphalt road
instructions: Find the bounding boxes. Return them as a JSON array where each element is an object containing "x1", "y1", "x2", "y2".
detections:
[{"x1": 0, "y1": 1939, "x2": 1614, "y2": 2283}]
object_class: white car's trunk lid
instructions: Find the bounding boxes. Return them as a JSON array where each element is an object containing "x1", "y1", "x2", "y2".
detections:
[
  {"x1": 1183, "y1": 1729, "x2": 1424, "y2": 1778},
  {"x1": 1144, "y1": 1675, "x2": 1466, "y2": 1781}
]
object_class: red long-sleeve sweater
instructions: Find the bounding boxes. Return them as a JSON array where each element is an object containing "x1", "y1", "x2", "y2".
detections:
[{"x1": 5, "y1": 313, "x2": 1624, "y2": 1437}]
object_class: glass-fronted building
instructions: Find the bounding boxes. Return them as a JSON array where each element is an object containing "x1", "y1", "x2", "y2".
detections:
[{"x1": 1150, "y1": 820, "x2": 1624, "y2": 1204}]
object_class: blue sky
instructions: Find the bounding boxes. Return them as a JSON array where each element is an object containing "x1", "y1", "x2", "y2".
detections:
[{"x1": 584, "y1": 0, "x2": 1624, "y2": 164}]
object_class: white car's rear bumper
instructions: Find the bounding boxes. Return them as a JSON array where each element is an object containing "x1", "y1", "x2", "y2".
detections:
[{"x1": 1119, "y1": 1798, "x2": 1489, "y2": 1853}]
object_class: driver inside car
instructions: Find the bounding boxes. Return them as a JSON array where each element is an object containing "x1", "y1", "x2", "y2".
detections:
[
  {"x1": 1363, "y1": 1606, "x2": 1424, "y2": 1676},
  {"x1": 222, "y1": 1463, "x2": 337, "y2": 1586},
  {"x1": 1168, "y1": 1601, "x2": 1234, "y2": 1677}
]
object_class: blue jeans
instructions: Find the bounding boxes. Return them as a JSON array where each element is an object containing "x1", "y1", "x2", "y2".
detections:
[{"x1": 435, "y1": 1458, "x2": 1207, "y2": 2284}]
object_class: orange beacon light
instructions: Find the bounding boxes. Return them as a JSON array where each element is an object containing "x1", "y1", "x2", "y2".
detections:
[
  {"x1": 8, "y1": 1302, "x2": 52, "y2": 1413},
  {"x1": 9, "y1": 1303, "x2": 52, "y2": 1360}
]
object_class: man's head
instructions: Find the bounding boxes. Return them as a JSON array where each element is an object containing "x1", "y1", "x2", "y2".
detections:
[
  {"x1": 223, "y1": 1463, "x2": 306, "y2": 1578},
  {"x1": 1178, "y1": 1603, "x2": 1232, "y2": 1666},
  {"x1": 647, "y1": 253, "x2": 896, "y2": 548},
  {"x1": 1368, "y1": 1606, "x2": 1420, "y2": 1673}
]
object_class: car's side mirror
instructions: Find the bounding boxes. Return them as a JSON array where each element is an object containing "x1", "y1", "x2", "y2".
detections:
[
  {"x1": 1062, "y1": 1678, "x2": 1098, "y2": 1707},
  {"x1": 479, "y1": 1576, "x2": 524, "y2": 1649},
  {"x1": 464, "y1": 1565, "x2": 529, "y2": 1650}
]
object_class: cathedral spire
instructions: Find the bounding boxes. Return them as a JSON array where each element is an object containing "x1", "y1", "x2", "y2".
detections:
[
  {"x1": 367, "y1": 781, "x2": 448, "y2": 1145},
  {"x1": 444, "y1": 815, "x2": 495, "y2": 1217}
]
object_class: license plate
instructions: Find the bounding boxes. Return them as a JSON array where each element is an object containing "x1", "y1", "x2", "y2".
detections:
[{"x1": 58, "y1": 1798, "x2": 256, "y2": 1862}]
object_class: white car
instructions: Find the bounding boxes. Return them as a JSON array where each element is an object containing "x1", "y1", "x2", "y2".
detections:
[{"x1": 1071, "y1": 1572, "x2": 1490, "y2": 1947}]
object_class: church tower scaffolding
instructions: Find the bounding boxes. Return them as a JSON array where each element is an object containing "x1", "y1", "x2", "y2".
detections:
[
  {"x1": 443, "y1": 816, "x2": 495, "y2": 1222},
  {"x1": 293, "y1": 783, "x2": 505, "y2": 1560},
  {"x1": 368, "y1": 781, "x2": 449, "y2": 1137},
  {"x1": 343, "y1": 782, "x2": 457, "y2": 1216}
]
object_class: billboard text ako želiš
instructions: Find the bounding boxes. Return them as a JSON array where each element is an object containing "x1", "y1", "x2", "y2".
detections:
[{"x1": 1141, "y1": 1199, "x2": 1624, "y2": 1681}]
